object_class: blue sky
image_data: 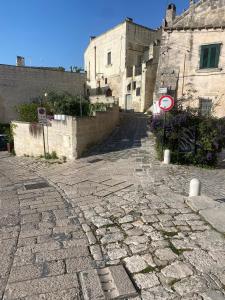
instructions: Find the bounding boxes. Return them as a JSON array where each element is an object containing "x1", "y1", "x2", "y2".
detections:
[{"x1": 0, "y1": 0, "x2": 189, "y2": 70}]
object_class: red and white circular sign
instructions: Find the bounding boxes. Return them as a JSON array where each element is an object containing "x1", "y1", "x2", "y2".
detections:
[{"x1": 159, "y1": 95, "x2": 174, "y2": 112}]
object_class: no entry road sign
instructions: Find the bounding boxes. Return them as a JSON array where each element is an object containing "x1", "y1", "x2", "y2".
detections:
[{"x1": 159, "y1": 95, "x2": 174, "y2": 112}]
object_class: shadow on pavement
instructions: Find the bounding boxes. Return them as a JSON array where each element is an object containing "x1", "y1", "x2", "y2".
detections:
[{"x1": 82, "y1": 112, "x2": 150, "y2": 158}]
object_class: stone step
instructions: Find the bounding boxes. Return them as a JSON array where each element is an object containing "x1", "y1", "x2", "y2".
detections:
[{"x1": 79, "y1": 265, "x2": 138, "y2": 299}]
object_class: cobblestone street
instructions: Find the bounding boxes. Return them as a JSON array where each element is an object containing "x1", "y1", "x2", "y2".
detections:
[{"x1": 1, "y1": 113, "x2": 225, "y2": 299}]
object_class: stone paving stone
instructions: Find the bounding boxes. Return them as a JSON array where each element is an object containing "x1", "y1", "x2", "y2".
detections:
[
  {"x1": 36, "y1": 246, "x2": 90, "y2": 262},
  {"x1": 129, "y1": 243, "x2": 148, "y2": 254},
  {"x1": 134, "y1": 273, "x2": 160, "y2": 289},
  {"x1": 79, "y1": 269, "x2": 105, "y2": 300},
  {"x1": 141, "y1": 286, "x2": 179, "y2": 300},
  {"x1": 183, "y1": 249, "x2": 220, "y2": 273},
  {"x1": 0, "y1": 239, "x2": 17, "y2": 278},
  {"x1": 173, "y1": 275, "x2": 209, "y2": 296},
  {"x1": 89, "y1": 244, "x2": 103, "y2": 261},
  {"x1": 90, "y1": 216, "x2": 113, "y2": 228},
  {"x1": 100, "y1": 232, "x2": 124, "y2": 244},
  {"x1": 124, "y1": 255, "x2": 148, "y2": 273},
  {"x1": 124, "y1": 235, "x2": 148, "y2": 245},
  {"x1": 108, "y1": 248, "x2": 128, "y2": 260},
  {"x1": 200, "y1": 290, "x2": 225, "y2": 300},
  {"x1": 86, "y1": 231, "x2": 97, "y2": 245},
  {"x1": 4, "y1": 274, "x2": 79, "y2": 299},
  {"x1": 141, "y1": 215, "x2": 158, "y2": 224},
  {"x1": 8, "y1": 260, "x2": 65, "y2": 283},
  {"x1": 23, "y1": 288, "x2": 80, "y2": 300},
  {"x1": 161, "y1": 261, "x2": 193, "y2": 279},
  {"x1": 106, "y1": 265, "x2": 138, "y2": 298},
  {"x1": 118, "y1": 215, "x2": 134, "y2": 223},
  {"x1": 66, "y1": 256, "x2": 94, "y2": 273},
  {"x1": 155, "y1": 248, "x2": 178, "y2": 261}
]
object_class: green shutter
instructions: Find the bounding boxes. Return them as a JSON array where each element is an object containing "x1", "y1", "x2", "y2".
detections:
[
  {"x1": 214, "y1": 44, "x2": 221, "y2": 68},
  {"x1": 200, "y1": 44, "x2": 221, "y2": 69}
]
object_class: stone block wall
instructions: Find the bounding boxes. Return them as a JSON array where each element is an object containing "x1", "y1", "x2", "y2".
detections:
[
  {"x1": 13, "y1": 106, "x2": 119, "y2": 160},
  {"x1": 0, "y1": 64, "x2": 86, "y2": 123}
]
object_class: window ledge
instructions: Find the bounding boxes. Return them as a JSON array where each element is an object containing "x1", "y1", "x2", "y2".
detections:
[
  {"x1": 196, "y1": 67, "x2": 222, "y2": 73},
  {"x1": 106, "y1": 64, "x2": 112, "y2": 68}
]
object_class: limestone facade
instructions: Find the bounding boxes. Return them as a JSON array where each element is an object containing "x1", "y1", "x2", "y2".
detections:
[
  {"x1": 154, "y1": 0, "x2": 225, "y2": 117},
  {"x1": 0, "y1": 63, "x2": 86, "y2": 123},
  {"x1": 84, "y1": 19, "x2": 161, "y2": 112}
]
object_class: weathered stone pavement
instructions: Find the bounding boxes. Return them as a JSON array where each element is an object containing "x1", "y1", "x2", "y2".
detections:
[{"x1": 1, "y1": 113, "x2": 225, "y2": 299}]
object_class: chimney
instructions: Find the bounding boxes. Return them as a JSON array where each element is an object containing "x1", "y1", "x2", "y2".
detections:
[
  {"x1": 165, "y1": 3, "x2": 176, "y2": 27},
  {"x1": 16, "y1": 56, "x2": 25, "y2": 66},
  {"x1": 126, "y1": 17, "x2": 133, "y2": 22},
  {"x1": 90, "y1": 36, "x2": 96, "y2": 42}
]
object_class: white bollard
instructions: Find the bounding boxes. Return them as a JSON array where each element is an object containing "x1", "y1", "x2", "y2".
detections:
[
  {"x1": 163, "y1": 149, "x2": 171, "y2": 165},
  {"x1": 189, "y1": 178, "x2": 201, "y2": 197}
]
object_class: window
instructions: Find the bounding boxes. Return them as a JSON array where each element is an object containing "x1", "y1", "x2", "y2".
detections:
[
  {"x1": 199, "y1": 99, "x2": 212, "y2": 116},
  {"x1": 200, "y1": 44, "x2": 221, "y2": 69},
  {"x1": 136, "y1": 87, "x2": 141, "y2": 96},
  {"x1": 105, "y1": 78, "x2": 108, "y2": 84},
  {"x1": 106, "y1": 88, "x2": 112, "y2": 97},
  {"x1": 127, "y1": 83, "x2": 131, "y2": 91},
  {"x1": 107, "y1": 52, "x2": 112, "y2": 65},
  {"x1": 132, "y1": 81, "x2": 136, "y2": 90}
]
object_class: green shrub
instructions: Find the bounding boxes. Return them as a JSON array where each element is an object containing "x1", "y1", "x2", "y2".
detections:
[
  {"x1": 16, "y1": 103, "x2": 40, "y2": 122},
  {"x1": 151, "y1": 108, "x2": 225, "y2": 167},
  {"x1": 16, "y1": 92, "x2": 113, "y2": 122}
]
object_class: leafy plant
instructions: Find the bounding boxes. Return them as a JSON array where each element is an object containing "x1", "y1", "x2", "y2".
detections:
[
  {"x1": 151, "y1": 105, "x2": 225, "y2": 167},
  {"x1": 16, "y1": 92, "x2": 113, "y2": 122}
]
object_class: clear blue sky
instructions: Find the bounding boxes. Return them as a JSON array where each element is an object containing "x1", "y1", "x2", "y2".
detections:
[{"x1": 0, "y1": 0, "x2": 189, "y2": 70}]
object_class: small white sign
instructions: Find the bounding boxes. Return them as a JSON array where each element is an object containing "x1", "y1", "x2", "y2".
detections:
[{"x1": 159, "y1": 87, "x2": 168, "y2": 94}]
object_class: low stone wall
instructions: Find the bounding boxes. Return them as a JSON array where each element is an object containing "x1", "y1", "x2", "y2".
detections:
[{"x1": 13, "y1": 106, "x2": 119, "y2": 160}]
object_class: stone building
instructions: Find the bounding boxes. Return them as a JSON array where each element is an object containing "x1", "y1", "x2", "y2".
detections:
[
  {"x1": 84, "y1": 18, "x2": 161, "y2": 112},
  {"x1": 154, "y1": 0, "x2": 225, "y2": 118},
  {"x1": 0, "y1": 57, "x2": 86, "y2": 123}
]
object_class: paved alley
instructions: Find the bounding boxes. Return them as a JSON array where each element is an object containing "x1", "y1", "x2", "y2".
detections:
[{"x1": 1, "y1": 113, "x2": 225, "y2": 299}]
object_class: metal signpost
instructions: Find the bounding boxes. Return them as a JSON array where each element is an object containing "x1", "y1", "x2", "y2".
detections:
[
  {"x1": 158, "y1": 95, "x2": 175, "y2": 151},
  {"x1": 38, "y1": 107, "x2": 47, "y2": 157}
]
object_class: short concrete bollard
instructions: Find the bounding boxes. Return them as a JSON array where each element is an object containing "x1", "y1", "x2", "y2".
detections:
[
  {"x1": 163, "y1": 149, "x2": 171, "y2": 164},
  {"x1": 189, "y1": 178, "x2": 201, "y2": 197}
]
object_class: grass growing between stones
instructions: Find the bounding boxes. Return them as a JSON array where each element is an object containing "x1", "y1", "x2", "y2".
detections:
[
  {"x1": 102, "y1": 223, "x2": 116, "y2": 229},
  {"x1": 168, "y1": 241, "x2": 185, "y2": 255},
  {"x1": 161, "y1": 231, "x2": 178, "y2": 237},
  {"x1": 140, "y1": 266, "x2": 156, "y2": 273}
]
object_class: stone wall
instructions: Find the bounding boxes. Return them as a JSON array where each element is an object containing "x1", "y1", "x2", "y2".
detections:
[
  {"x1": 13, "y1": 105, "x2": 119, "y2": 160},
  {"x1": 154, "y1": 0, "x2": 225, "y2": 117},
  {"x1": 0, "y1": 64, "x2": 86, "y2": 123}
]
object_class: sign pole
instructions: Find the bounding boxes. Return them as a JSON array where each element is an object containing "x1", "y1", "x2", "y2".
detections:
[
  {"x1": 37, "y1": 107, "x2": 47, "y2": 157},
  {"x1": 158, "y1": 95, "x2": 175, "y2": 156},
  {"x1": 42, "y1": 124, "x2": 46, "y2": 158},
  {"x1": 162, "y1": 112, "x2": 166, "y2": 152}
]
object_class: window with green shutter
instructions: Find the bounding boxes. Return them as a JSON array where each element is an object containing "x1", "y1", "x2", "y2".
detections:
[{"x1": 200, "y1": 44, "x2": 221, "y2": 69}]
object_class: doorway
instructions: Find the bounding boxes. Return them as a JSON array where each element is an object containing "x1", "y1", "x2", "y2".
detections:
[{"x1": 125, "y1": 94, "x2": 132, "y2": 110}]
